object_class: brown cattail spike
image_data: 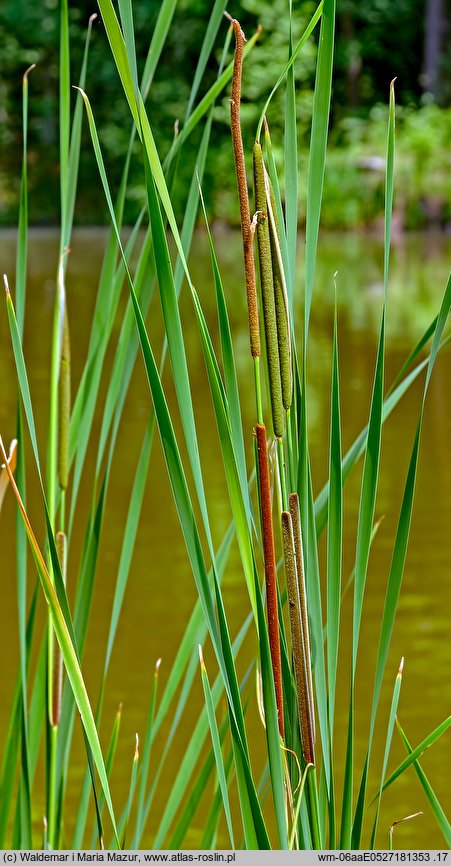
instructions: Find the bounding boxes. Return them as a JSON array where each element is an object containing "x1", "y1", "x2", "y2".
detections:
[
  {"x1": 230, "y1": 19, "x2": 260, "y2": 359},
  {"x1": 51, "y1": 530, "x2": 67, "y2": 727},
  {"x1": 58, "y1": 309, "x2": 71, "y2": 491},
  {"x1": 289, "y1": 493, "x2": 316, "y2": 751},
  {"x1": 253, "y1": 142, "x2": 284, "y2": 438},
  {"x1": 255, "y1": 423, "x2": 284, "y2": 738},
  {"x1": 281, "y1": 511, "x2": 315, "y2": 765}
]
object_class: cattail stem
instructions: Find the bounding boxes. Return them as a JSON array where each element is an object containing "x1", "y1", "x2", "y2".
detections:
[
  {"x1": 230, "y1": 19, "x2": 260, "y2": 359},
  {"x1": 58, "y1": 308, "x2": 71, "y2": 492},
  {"x1": 47, "y1": 723, "x2": 58, "y2": 848},
  {"x1": 281, "y1": 511, "x2": 314, "y2": 764},
  {"x1": 307, "y1": 766, "x2": 322, "y2": 849},
  {"x1": 255, "y1": 423, "x2": 284, "y2": 739},
  {"x1": 276, "y1": 437, "x2": 288, "y2": 511},
  {"x1": 253, "y1": 141, "x2": 284, "y2": 438},
  {"x1": 51, "y1": 530, "x2": 67, "y2": 727}
]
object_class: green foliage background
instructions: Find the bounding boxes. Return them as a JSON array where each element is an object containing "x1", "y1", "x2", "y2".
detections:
[{"x1": 0, "y1": 0, "x2": 450, "y2": 227}]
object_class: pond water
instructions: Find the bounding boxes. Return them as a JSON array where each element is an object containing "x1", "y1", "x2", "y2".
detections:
[{"x1": 0, "y1": 228, "x2": 450, "y2": 849}]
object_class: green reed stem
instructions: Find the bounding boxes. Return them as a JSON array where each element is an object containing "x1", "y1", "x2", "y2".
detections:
[
  {"x1": 47, "y1": 722, "x2": 59, "y2": 848},
  {"x1": 254, "y1": 356, "x2": 264, "y2": 426},
  {"x1": 276, "y1": 437, "x2": 288, "y2": 512},
  {"x1": 286, "y1": 407, "x2": 295, "y2": 492},
  {"x1": 58, "y1": 310, "x2": 71, "y2": 494},
  {"x1": 256, "y1": 423, "x2": 285, "y2": 740},
  {"x1": 52, "y1": 531, "x2": 67, "y2": 728},
  {"x1": 307, "y1": 767, "x2": 322, "y2": 849}
]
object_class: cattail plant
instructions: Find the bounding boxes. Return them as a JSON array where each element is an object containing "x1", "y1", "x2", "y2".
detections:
[{"x1": 229, "y1": 18, "x2": 287, "y2": 749}]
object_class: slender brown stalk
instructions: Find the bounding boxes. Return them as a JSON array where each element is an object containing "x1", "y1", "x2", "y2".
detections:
[
  {"x1": 255, "y1": 423, "x2": 284, "y2": 738},
  {"x1": 281, "y1": 510, "x2": 314, "y2": 765},
  {"x1": 229, "y1": 18, "x2": 260, "y2": 359},
  {"x1": 289, "y1": 493, "x2": 316, "y2": 751},
  {"x1": 51, "y1": 530, "x2": 67, "y2": 727}
]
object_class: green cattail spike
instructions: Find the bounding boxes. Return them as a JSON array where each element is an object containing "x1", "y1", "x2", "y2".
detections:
[
  {"x1": 58, "y1": 308, "x2": 71, "y2": 491},
  {"x1": 281, "y1": 510, "x2": 314, "y2": 765},
  {"x1": 253, "y1": 141, "x2": 284, "y2": 438},
  {"x1": 264, "y1": 164, "x2": 292, "y2": 411},
  {"x1": 289, "y1": 493, "x2": 316, "y2": 751},
  {"x1": 51, "y1": 530, "x2": 67, "y2": 727}
]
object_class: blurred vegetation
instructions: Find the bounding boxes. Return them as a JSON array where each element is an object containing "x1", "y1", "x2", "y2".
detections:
[{"x1": 0, "y1": 0, "x2": 450, "y2": 228}]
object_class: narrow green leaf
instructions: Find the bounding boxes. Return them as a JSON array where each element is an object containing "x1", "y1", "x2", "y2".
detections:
[
  {"x1": 168, "y1": 716, "x2": 228, "y2": 850},
  {"x1": 370, "y1": 717, "x2": 451, "y2": 802},
  {"x1": 256, "y1": 2, "x2": 323, "y2": 141},
  {"x1": 142, "y1": 159, "x2": 215, "y2": 559},
  {"x1": 304, "y1": 0, "x2": 335, "y2": 352},
  {"x1": 132, "y1": 659, "x2": 161, "y2": 847},
  {"x1": 370, "y1": 659, "x2": 404, "y2": 847},
  {"x1": 62, "y1": 13, "x2": 96, "y2": 254},
  {"x1": 199, "y1": 648, "x2": 235, "y2": 847},
  {"x1": 68, "y1": 215, "x2": 145, "y2": 533},
  {"x1": 397, "y1": 720, "x2": 451, "y2": 846},
  {"x1": 140, "y1": 0, "x2": 177, "y2": 96},
  {"x1": 284, "y1": 6, "x2": 298, "y2": 305},
  {"x1": 200, "y1": 747, "x2": 234, "y2": 849},
  {"x1": 105, "y1": 418, "x2": 153, "y2": 672},
  {"x1": 184, "y1": 0, "x2": 228, "y2": 121},
  {"x1": 59, "y1": 0, "x2": 70, "y2": 222},
  {"x1": 15, "y1": 64, "x2": 35, "y2": 337},
  {"x1": 352, "y1": 314, "x2": 385, "y2": 674},
  {"x1": 326, "y1": 293, "x2": 342, "y2": 737},
  {"x1": 120, "y1": 736, "x2": 139, "y2": 849},
  {"x1": 199, "y1": 188, "x2": 249, "y2": 517}
]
